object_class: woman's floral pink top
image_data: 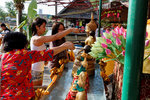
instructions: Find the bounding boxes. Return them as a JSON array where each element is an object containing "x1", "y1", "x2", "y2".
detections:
[{"x1": 0, "y1": 49, "x2": 53, "y2": 100}]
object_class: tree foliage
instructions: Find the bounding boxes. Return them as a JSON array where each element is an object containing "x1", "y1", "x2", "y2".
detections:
[
  {"x1": 13, "y1": 0, "x2": 25, "y2": 4},
  {"x1": 18, "y1": 0, "x2": 37, "y2": 41},
  {"x1": 5, "y1": 1, "x2": 16, "y2": 18},
  {"x1": 0, "y1": 7, "x2": 7, "y2": 21}
]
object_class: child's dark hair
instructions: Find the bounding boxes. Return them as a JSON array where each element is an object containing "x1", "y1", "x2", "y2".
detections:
[
  {"x1": 31, "y1": 17, "x2": 47, "y2": 35},
  {"x1": 3, "y1": 32, "x2": 28, "y2": 52},
  {"x1": 1, "y1": 23, "x2": 6, "y2": 27}
]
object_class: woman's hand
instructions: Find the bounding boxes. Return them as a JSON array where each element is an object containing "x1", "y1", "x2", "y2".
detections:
[
  {"x1": 52, "y1": 41, "x2": 75, "y2": 56},
  {"x1": 70, "y1": 28, "x2": 80, "y2": 33},
  {"x1": 62, "y1": 41, "x2": 75, "y2": 50}
]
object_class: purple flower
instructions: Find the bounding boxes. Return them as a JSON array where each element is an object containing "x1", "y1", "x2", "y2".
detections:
[
  {"x1": 122, "y1": 50, "x2": 125, "y2": 56},
  {"x1": 106, "y1": 39, "x2": 112, "y2": 44},
  {"x1": 105, "y1": 49, "x2": 111, "y2": 55},
  {"x1": 145, "y1": 40, "x2": 150, "y2": 47},
  {"x1": 101, "y1": 43, "x2": 108, "y2": 49},
  {"x1": 116, "y1": 38, "x2": 122, "y2": 46}
]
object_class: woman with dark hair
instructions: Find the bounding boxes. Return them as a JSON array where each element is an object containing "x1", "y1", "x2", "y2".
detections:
[
  {"x1": 49, "y1": 22, "x2": 68, "y2": 68},
  {"x1": 0, "y1": 23, "x2": 10, "y2": 34},
  {"x1": 30, "y1": 17, "x2": 79, "y2": 86},
  {"x1": 1, "y1": 32, "x2": 75, "y2": 100}
]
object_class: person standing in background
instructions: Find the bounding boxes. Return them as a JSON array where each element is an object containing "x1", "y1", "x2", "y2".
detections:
[{"x1": 0, "y1": 23, "x2": 10, "y2": 35}]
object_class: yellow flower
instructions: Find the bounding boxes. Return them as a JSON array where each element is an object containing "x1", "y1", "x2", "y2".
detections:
[
  {"x1": 16, "y1": 70, "x2": 22, "y2": 76},
  {"x1": 15, "y1": 51, "x2": 21, "y2": 54},
  {"x1": 5, "y1": 72, "x2": 10, "y2": 75},
  {"x1": 6, "y1": 86, "x2": 11, "y2": 90},
  {"x1": 23, "y1": 50, "x2": 27, "y2": 54},
  {"x1": 4, "y1": 65, "x2": 8, "y2": 68},
  {"x1": 40, "y1": 51, "x2": 44, "y2": 56},
  {"x1": 16, "y1": 91, "x2": 22, "y2": 96}
]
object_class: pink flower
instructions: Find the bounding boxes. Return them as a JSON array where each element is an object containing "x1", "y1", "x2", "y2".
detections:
[
  {"x1": 146, "y1": 32, "x2": 148, "y2": 38},
  {"x1": 117, "y1": 13, "x2": 120, "y2": 18},
  {"x1": 122, "y1": 50, "x2": 125, "y2": 56},
  {"x1": 120, "y1": 27, "x2": 125, "y2": 32},
  {"x1": 148, "y1": 56, "x2": 150, "y2": 60},
  {"x1": 105, "y1": 49, "x2": 111, "y2": 55},
  {"x1": 118, "y1": 27, "x2": 124, "y2": 35},
  {"x1": 122, "y1": 47, "x2": 125, "y2": 50},
  {"x1": 102, "y1": 36, "x2": 106, "y2": 39},
  {"x1": 107, "y1": 13, "x2": 110, "y2": 17},
  {"x1": 116, "y1": 38, "x2": 122, "y2": 46},
  {"x1": 106, "y1": 39, "x2": 112, "y2": 44},
  {"x1": 145, "y1": 40, "x2": 150, "y2": 47},
  {"x1": 115, "y1": 27, "x2": 119, "y2": 34},
  {"x1": 123, "y1": 32, "x2": 126, "y2": 39},
  {"x1": 106, "y1": 29, "x2": 109, "y2": 33},
  {"x1": 101, "y1": 43, "x2": 108, "y2": 49},
  {"x1": 112, "y1": 32, "x2": 117, "y2": 38}
]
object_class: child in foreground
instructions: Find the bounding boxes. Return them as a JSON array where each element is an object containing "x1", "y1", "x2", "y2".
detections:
[{"x1": 0, "y1": 32, "x2": 75, "y2": 100}]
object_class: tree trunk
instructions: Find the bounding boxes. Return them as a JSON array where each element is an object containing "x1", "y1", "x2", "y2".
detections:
[{"x1": 15, "y1": 3, "x2": 24, "y2": 32}]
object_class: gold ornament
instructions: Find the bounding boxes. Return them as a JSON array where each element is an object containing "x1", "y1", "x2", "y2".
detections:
[{"x1": 86, "y1": 12, "x2": 97, "y2": 36}]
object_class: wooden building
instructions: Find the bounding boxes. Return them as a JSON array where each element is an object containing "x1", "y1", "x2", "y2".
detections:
[
  {"x1": 57, "y1": 0, "x2": 98, "y2": 28},
  {"x1": 57, "y1": 0, "x2": 128, "y2": 28}
]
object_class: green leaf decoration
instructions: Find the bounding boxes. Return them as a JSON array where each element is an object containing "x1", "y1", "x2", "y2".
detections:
[
  {"x1": 81, "y1": 56, "x2": 84, "y2": 61},
  {"x1": 73, "y1": 80, "x2": 78, "y2": 91},
  {"x1": 77, "y1": 66, "x2": 86, "y2": 75},
  {"x1": 18, "y1": 17, "x2": 27, "y2": 28},
  {"x1": 76, "y1": 84, "x2": 85, "y2": 92},
  {"x1": 28, "y1": 0, "x2": 37, "y2": 19},
  {"x1": 104, "y1": 58, "x2": 117, "y2": 62}
]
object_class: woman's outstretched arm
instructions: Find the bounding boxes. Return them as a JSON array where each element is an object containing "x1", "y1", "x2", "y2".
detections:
[{"x1": 33, "y1": 28, "x2": 80, "y2": 46}]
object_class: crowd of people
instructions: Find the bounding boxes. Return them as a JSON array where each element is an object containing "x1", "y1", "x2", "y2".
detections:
[{"x1": 0, "y1": 17, "x2": 80, "y2": 100}]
